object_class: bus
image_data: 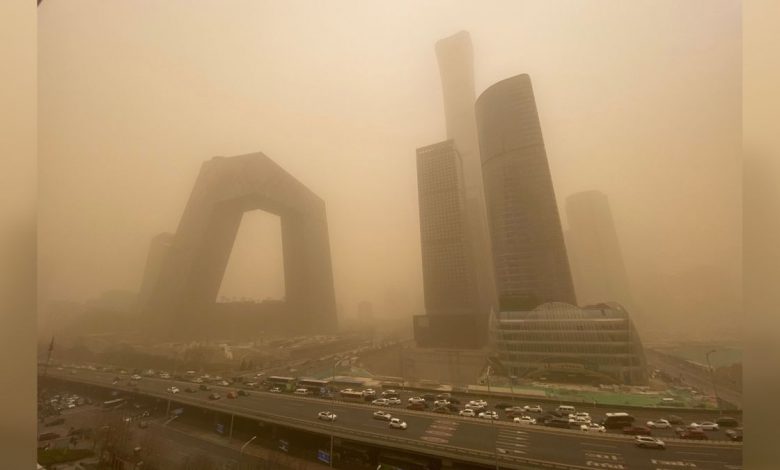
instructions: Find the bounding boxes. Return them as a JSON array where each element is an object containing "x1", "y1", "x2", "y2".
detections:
[
  {"x1": 102, "y1": 398, "x2": 126, "y2": 410},
  {"x1": 602, "y1": 412, "x2": 635, "y2": 429},
  {"x1": 266, "y1": 376, "x2": 297, "y2": 392},
  {"x1": 340, "y1": 390, "x2": 364, "y2": 401},
  {"x1": 297, "y1": 378, "x2": 329, "y2": 394}
]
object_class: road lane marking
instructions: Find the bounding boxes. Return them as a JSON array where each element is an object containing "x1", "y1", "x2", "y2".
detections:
[
  {"x1": 495, "y1": 441, "x2": 526, "y2": 448},
  {"x1": 580, "y1": 442, "x2": 619, "y2": 449},
  {"x1": 676, "y1": 452, "x2": 717, "y2": 456}
]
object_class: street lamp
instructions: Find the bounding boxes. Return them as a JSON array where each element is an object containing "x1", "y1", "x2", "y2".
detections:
[
  {"x1": 240, "y1": 435, "x2": 257, "y2": 454},
  {"x1": 705, "y1": 349, "x2": 721, "y2": 414}
]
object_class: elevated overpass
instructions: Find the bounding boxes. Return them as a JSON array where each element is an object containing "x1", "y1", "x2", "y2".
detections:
[{"x1": 42, "y1": 367, "x2": 742, "y2": 470}]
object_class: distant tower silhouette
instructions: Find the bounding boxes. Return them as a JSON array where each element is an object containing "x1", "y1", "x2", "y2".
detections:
[
  {"x1": 565, "y1": 190, "x2": 634, "y2": 309},
  {"x1": 476, "y1": 74, "x2": 576, "y2": 310},
  {"x1": 435, "y1": 31, "x2": 498, "y2": 317}
]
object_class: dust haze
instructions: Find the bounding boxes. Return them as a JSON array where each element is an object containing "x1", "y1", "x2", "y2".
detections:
[{"x1": 37, "y1": 0, "x2": 741, "y2": 343}]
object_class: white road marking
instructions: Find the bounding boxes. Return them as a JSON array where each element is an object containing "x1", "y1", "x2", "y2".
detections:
[
  {"x1": 580, "y1": 442, "x2": 619, "y2": 449},
  {"x1": 495, "y1": 440, "x2": 527, "y2": 448},
  {"x1": 676, "y1": 452, "x2": 717, "y2": 456}
]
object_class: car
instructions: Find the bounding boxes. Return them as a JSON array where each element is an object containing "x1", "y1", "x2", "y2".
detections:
[
  {"x1": 199, "y1": 384, "x2": 211, "y2": 391},
  {"x1": 318, "y1": 411, "x2": 337, "y2": 421},
  {"x1": 436, "y1": 393, "x2": 451, "y2": 400},
  {"x1": 433, "y1": 406, "x2": 450, "y2": 414},
  {"x1": 580, "y1": 423, "x2": 606, "y2": 432},
  {"x1": 406, "y1": 402, "x2": 426, "y2": 411},
  {"x1": 372, "y1": 398, "x2": 390, "y2": 406},
  {"x1": 513, "y1": 415, "x2": 537, "y2": 425},
  {"x1": 647, "y1": 419, "x2": 671, "y2": 429},
  {"x1": 459, "y1": 409, "x2": 476, "y2": 417},
  {"x1": 665, "y1": 415, "x2": 684, "y2": 424},
  {"x1": 387, "y1": 397, "x2": 402, "y2": 406},
  {"x1": 373, "y1": 410, "x2": 392, "y2": 421},
  {"x1": 690, "y1": 421, "x2": 719, "y2": 431},
  {"x1": 362, "y1": 389, "x2": 376, "y2": 397},
  {"x1": 269, "y1": 387, "x2": 282, "y2": 393},
  {"x1": 408, "y1": 396, "x2": 425, "y2": 404},
  {"x1": 433, "y1": 399, "x2": 450, "y2": 408},
  {"x1": 556, "y1": 405, "x2": 576, "y2": 415},
  {"x1": 237, "y1": 389, "x2": 249, "y2": 397},
  {"x1": 675, "y1": 427, "x2": 708, "y2": 440},
  {"x1": 569, "y1": 414, "x2": 591, "y2": 424},
  {"x1": 494, "y1": 402, "x2": 514, "y2": 410},
  {"x1": 622, "y1": 426, "x2": 652, "y2": 436},
  {"x1": 159, "y1": 373, "x2": 171, "y2": 379},
  {"x1": 635, "y1": 436, "x2": 666, "y2": 449},
  {"x1": 185, "y1": 387, "x2": 197, "y2": 393},
  {"x1": 465, "y1": 403, "x2": 486, "y2": 412},
  {"x1": 381, "y1": 390, "x2": 399, "y2": 398},
  {"x1": 294, "y1": 388, "x2": 310, "y2": 396},
  {"x1": 446, "y1": 403, "x2": 460, "y2": 412},
  {"x1": 724, "y1": 429, "x2": 743, "y2": 441},
  {"x1": 218, "y1": 380, "x2": 231, "y2": 386},
  {"x1": 208, "y1": 393, "x2": 221, "y2": 400},
  {"x1": 389, "y1": 418, "x2": 407, "y2": 430},
  {"x1": 545, "y1": 418, "x2": 571, "y2": 429},
  {"x1": 112, "y1": 377, "x2": 121, "y2": 385},
  {"x1": 523, "y1": 405, "x2": 543, "y2": 413},
  {"x1": 422, "y1": 393, "x2": 436, "y2": 401},
  {"x1": 130, "y1": 374, "x2": 142, "y2": 381},
  {"x1": 167, "y1": 387, "x2": 179, "y2": 394},
  {"x1": 469, "y1": 399, "x2": 488, "y2": 407},
  {"x1": 478, "y1": 411, "x2": 499, "y2": 420},
  {"x1": 227, "y1": 391, "x2": 238, "y2": 399},
  {"x1": 716, "y1": 416, "x2": 740, "y2": 427}
]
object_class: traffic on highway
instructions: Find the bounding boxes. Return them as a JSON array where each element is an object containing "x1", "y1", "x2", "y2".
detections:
[{"x1": 44, "y1": 363, "x2": 742, "y2": 470}]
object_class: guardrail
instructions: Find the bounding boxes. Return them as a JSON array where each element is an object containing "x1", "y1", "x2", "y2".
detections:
[{"x1": 43, "y1": 371, "x2": 743, "y2": 449}]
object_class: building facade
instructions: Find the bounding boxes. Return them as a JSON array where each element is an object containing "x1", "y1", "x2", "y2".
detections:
[
  {"x1": 490, "y1": 302, "x2": 648, "y2": 385},
  {"x1": 475, "y1": 74, "x2": 577, "y2": 311},
  {"x1": 565, "y1": 190, "x2": 634, "y2": 310}
]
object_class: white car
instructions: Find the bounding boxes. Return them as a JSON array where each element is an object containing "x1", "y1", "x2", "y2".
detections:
[
  {"x1": 523, "y1": 405, "x2": 543, "y2": 413},
  {"x1": 635, "y1": 435, "x2": 666, "y2": 449},
  {"x1": 294, "y1": 388, "x2": 310, "y2": 395},
  {"x1": 569, "y1": 415, "x2": 591, "y2": 424},
  {"x1": 647, "y1": 419, "x2": 671, "y2": 429},
  {"x1": 318, "y1": 411, "x2": 337, "y2": 422},
  {"x1": 218, "y1": 380, "x2": 231, "y2": 386},
  {"x1": 362, "y1": 389, "x2": 376, "y2": 397},
  {"x1": 386, "y1": 397, "x2": 402, "y2": 406},
  {"x1": 465, "y1": 403, "x2": 486, "y2": 411},
  {"x1": 690, "y1": 422, "x2": 719, "y2": 431},
  {"x1": 340, "y1": 388, "x2": 355, "y2": 394},
  {"x1": 159, "y1": 373, "x2": 171, "y2": 379},
  {"x1": 459, "y1": 409, "x2": 476, "y2": 417},
  {"x1": 269, "y1": 387, "x2": 282, "y2": 393},
  {"x1": 580, "y1": 423, "x2": 606, "y2": 432},
  {"x1": 572, "y1": 412, "x2": 591, "y2": 420},
  {"x1": 373, "y1": 410, "x2": 392, "y2": 421},
  {"x1": 478, "y1": 411, "x2": 499, "y2": 420},
  {"x1": 433, "y1": 399, "x2": 450, "y2": 408},
  {"x1": 372, "y1": 398, "x2": 390, "y2": 406},
  {"x1": 130, "y1": 374, "x2": 142, "y2": 381},
  {"x1": 408, "y1": 396, "x2": 425, "y2": 404},
  {"x1": 168, "y1": 386, "x2": 180, "y2": 394},
  {"x1": 389, "y1": 418, "x2": 407, "y2": 430},
  {"x1": 469, "y1": 399, "x2": 488, "y2": 407},
  {"x1": 513, "y1": 415, "x2": 537, "y2": 425}
]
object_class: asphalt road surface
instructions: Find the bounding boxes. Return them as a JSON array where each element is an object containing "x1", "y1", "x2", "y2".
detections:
[{"x1": 46, "y1": 367, "x2": 742, "y2": 470}]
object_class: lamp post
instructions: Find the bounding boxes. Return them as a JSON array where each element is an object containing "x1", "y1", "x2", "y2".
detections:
[{"x1": 705, "y1": 350, "x2": 721, "y2": 414}]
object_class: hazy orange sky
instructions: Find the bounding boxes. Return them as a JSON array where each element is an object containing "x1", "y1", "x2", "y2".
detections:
[{"x1": 37, "y1": 0, "x2": 741, "y2": 337}]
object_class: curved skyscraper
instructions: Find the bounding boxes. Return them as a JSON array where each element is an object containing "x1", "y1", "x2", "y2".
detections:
[{"x1": 476, "y1": 74, "x2": 576, "y2": 310}]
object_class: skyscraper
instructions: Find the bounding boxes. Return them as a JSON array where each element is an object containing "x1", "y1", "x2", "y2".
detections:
[
  {"x1": 565, "y1": 190, "x2": 634, "y2": 309},
  {"x1": 435, "y1": 31, "x2": 498, "y2": 317},
  {"x1": 475, "y1": 74, "x2": 576, "y2": 310},
  {"x1": 413, "y1": 140, "x2": 486, "y2": 348},
  {"x1": 416, "y1": 140, "x2": 479, "y2": 317}
]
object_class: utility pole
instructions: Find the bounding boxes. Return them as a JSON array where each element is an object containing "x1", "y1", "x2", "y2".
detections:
[{"x1": 705, "y1": 350, "x2": 722, "y2": 414}]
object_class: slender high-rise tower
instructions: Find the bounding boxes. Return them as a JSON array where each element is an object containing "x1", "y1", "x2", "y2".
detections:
[
  {"x1": 476, "y1": 74, "x2": 577, "y2": 310},
  {"x1": 435, "y1": 31, "x2": 498, "y2": 318},
  {"x1": 565, "y1": 190, "x2": 634, "y2": 309}
]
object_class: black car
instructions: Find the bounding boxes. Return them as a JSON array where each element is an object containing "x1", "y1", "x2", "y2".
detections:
[
  {"x1": 422, "y1": 393, "x2": 436, "y2": 401},
  {"x1": 724, "y1": 429, "x2": 742, "y2": 441},
  {"x1": 446, "y1": 403, "x2": 460, "y2": 412},
  {"x1": 494, "y1": 403, "x2": 514, "y2": 410},
  {"x1": 449, "y1": 397, "x2": 461, "y2": 405},
  {"x1": 237, "y1": 389, "x2": 249, "y2": 397},
  {"x1": 433, "y1": 407, "x2": 450, "y2": 414},
  {"x1": 199, "y1": 384, "x2": 210, "y2": 391},
  {"x1": 545, "y1": 418, "x2": 571, "y2": 429},
  {"x1": 716, "y1": 416, "x2": 740, "y2": 427},
  {"x1": 665, "y1": 415, "x2": 684, "y2": 425},
  {"x1": 208, "y1": 393, "x2": 221, "y2": 400},
  {"x1": 185, "y1": 387, "x2": 197, "y2": 393}
]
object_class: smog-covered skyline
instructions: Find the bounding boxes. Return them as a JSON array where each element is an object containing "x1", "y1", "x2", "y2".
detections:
[{"x1": 38, "y1": 0, "x2": 741, "y2": 341}]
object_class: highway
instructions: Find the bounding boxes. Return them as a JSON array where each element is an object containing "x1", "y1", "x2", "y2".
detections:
[{"x1": 44, "y1": 367, "x2": 742, "y2": 470}]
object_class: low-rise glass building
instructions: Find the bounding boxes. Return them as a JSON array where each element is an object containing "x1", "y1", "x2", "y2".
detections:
[{"x1": 490, "y1": 302, "x2": 648, "y2": 385}]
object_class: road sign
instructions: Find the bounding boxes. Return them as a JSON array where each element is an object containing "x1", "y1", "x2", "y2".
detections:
[
  {"x1": 216, "y1": 423, "x2": 224, "y2": 434},
  {"x1": 278, "y1": 439, "x2": 289, "y2": 452},
  {"x1": 317, "y1": 450, "x2": 331, "y2": 464}
]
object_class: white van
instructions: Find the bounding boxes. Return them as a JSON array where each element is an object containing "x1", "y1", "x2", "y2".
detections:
[
  {"x1": 294, "y1": 388, "x2": 310, "y2": 396},
  {"x1": 556, "y1": 405, "x2": 576, "y2": 415}
]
